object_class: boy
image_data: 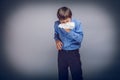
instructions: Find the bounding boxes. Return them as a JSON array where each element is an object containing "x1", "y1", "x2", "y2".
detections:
[{"x1": 54, "y1": 7, "x2": 83, "y2": 80}]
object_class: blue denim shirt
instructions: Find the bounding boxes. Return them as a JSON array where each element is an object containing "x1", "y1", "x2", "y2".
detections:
[{"x1": 54, "y1": 19, "x2": 83, "y2": 50}]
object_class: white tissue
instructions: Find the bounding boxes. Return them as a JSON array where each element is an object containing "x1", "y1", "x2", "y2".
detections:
[{"x1": 58, "y1": 22, "x2": 75, "y2": 29}]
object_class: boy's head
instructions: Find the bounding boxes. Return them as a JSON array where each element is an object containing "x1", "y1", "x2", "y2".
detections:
[{"x1": 57, "y1": 7, "x2": 72, "y2": 24}]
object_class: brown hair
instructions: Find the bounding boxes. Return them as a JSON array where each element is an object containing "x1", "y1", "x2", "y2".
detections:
[{"x1": 57, "y1": 7, "x2": 72, "y2": 20}]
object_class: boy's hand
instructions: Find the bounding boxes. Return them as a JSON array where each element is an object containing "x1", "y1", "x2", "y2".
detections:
[
  {"x1": 55, "y1": 40, "x2": 63, "y2": 50},
  {"x1": 64, "y1": 29, "x2": 71, "y2": 32}
]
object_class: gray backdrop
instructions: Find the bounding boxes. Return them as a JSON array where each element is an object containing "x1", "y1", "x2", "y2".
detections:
[{"x1": 2, "y1": 1, "x2": 118, "y2": 80}]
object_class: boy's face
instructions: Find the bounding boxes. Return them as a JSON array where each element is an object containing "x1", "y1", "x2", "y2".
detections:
[{"x1": 59, "y1": 18, "x2": 71, "y2": 24}]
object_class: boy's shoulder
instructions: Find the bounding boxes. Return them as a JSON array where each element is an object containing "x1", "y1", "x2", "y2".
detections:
[{"x1": 72, "y1": 18, "x2": 81, "y2": 24}]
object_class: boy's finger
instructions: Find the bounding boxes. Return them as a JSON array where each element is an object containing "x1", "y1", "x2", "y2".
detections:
[
  {"x1": 58, "y1": 43, "x2": 62, "y2": 50},
  {"x1": 60, "y1": 42, "x2": 63, "y2": 46},
  {"x1": 58, "y1": 44, "x2": 61, "y2": 49},
  {"x1": 56, "y1": 44, "x2": 60, "y2": 49},
  {"x1": 59, "y1": 42, "x2": 63, "y2": 46},
  {"x1": 57, "y1": 46, "x2": 61, "y2": 50}
]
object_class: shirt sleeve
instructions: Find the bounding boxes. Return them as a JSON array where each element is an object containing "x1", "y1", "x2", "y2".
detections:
[
  {"x1": 54, "y1": 21, "x2": 60, "y2": 41},
  {"x1": 60, "y1": 21, "x2": 83, "y2": 43}
]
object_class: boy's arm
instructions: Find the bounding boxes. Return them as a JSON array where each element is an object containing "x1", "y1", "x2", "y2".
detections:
[
  {"x1": 54, "y1": 21, "x2": 60, "y2": 41},
  {"x1": 60, "y1": 21, "x2": 83, "y2": 43},
  {"x1": 54, "y1": 21, "x2": 63, "y2": 50}
]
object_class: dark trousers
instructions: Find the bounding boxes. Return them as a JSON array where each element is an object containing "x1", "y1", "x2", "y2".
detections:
[{"x1": 58, "y1": 49, "x2": 83, "y2": 80}]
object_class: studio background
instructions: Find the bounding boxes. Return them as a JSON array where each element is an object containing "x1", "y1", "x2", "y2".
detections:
[{"x1": 0, "y1": 0, "x2": 120, "y2": 80}]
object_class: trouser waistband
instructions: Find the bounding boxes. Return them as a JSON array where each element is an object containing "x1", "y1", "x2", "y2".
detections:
[{"x1": 59, "y1": 49, "x2": 79, "y2": 53}]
